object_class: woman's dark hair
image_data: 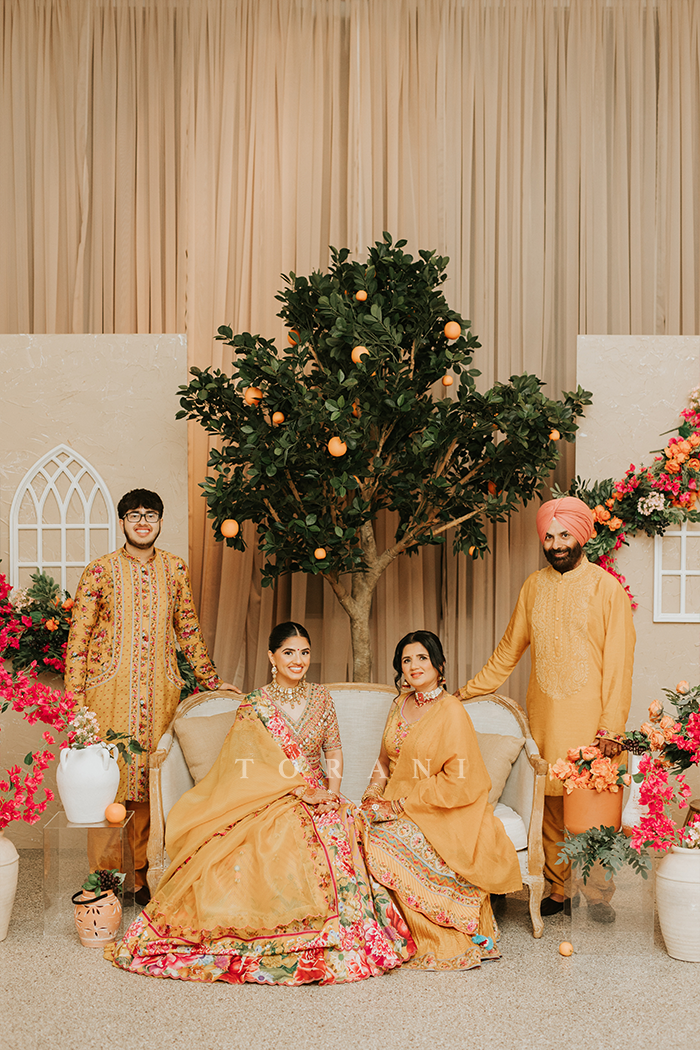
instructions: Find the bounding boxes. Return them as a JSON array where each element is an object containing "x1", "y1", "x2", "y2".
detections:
[
  {"x1": 268, "y1": 621, "x2": 311, "y2": 653},
  {"x1": 392, "y1": 630, "x2": 446, "y2": 690}
]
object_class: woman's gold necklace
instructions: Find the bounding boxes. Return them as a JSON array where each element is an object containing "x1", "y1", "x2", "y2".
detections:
[{"x1": 269, "y1": 665, "x2": 308, "y2": 709}]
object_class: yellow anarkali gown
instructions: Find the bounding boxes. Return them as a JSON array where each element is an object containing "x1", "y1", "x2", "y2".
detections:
[
  {"x1": 362, "y1": 692, "x2": 522, "y2": 970},
  {"x1": 110, "y1": 686, "x2": 414, "y2": 984}
]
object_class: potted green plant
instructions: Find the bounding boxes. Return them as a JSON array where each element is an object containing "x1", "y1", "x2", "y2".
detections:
[{"x1": 72, "y1": 868, "x2": 125, "y2": 947}]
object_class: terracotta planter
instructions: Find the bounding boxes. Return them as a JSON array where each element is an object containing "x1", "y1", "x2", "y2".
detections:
[
  {"x1": 72, "y1": 888, "x2": 122, "y2": 946},
  {"x1": 655, "y1": 846, "x2": 700, "y2": 962},
  {"x1": 563, "y1": 786, "x2": 623, "y2": 835}
]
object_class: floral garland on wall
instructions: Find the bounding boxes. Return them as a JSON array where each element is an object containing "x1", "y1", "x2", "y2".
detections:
[{"x1": 557, "y1": 388, "x2": 700, "y2": 605}]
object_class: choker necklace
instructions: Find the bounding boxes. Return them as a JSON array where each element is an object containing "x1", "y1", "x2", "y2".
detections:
[
  {"x1": 268, "y1": 680, "x2": 308, "y2": 709},
  {"x1": 413, "y1": 686, "x2": 443, "y2": 707}
]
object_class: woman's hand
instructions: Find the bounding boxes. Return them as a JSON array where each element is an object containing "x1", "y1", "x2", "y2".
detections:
[
  {"x1": 361, "y1": 796, "x2": 405, "y2": 823},
  {"x1": 295, "y1": 786, "x2": 340, "y2": 810}
]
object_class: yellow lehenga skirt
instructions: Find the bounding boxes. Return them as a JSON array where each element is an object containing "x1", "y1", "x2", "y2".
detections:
[{"x1": 362, "y1": 694, "x2": 522, "y2": 970}]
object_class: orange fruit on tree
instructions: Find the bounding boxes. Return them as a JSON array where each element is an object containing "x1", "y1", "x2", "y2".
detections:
[
  {"x1": 352, "y1": 401, "x2": 361, "y2": 418},
  {"x1": 220, "y1": 519, "x2": 240, "y2": 538},
  {"x1": 355, "y1": 290, "x2": 368, "y2": 301},
  {"x1": 243, "y1": 386, "x2": 263, "y2": 406},
  {"x1": 287, "y1": 330, "x2": 300, "y2": 345},
  {"x1": 328, "y1": 436, "x2": 347, "y2": 457},
  {"x1": 468, "y1": 546, "x2": 476, "y2": 557},
  {"x1": 351, "y1": 345, "x2": 369, "y2": 364},
  {"x1": 314, "y1": 547, "x2": 327, "y2": 560},
  {"x1": 105, "y1": 802, "x2": 127, "y2": 824},
  {"x1": 487, "y1": 481, "x2": 498, "y2": 496},
  {"x1": 444, "y1": 321, "x2": 461, "y2": 340},
  {"x1": 272, "y1": 411, "x2": 285, "y2": 425},
  {"x1": 442, "y1": 375, "x2": 454, "y2": 387},
  {"x1": 549, "y1": 429, "x2": 561, "y2": 441}
]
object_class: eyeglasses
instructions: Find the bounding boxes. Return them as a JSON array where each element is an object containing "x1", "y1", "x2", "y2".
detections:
[{"x1": 124, "y1": 511, "x2": 161, "y2": 523}]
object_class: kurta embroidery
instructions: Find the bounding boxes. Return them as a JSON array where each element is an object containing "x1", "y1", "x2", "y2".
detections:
[{"x1": 65, "y1": 547, "x2": 221, "y2": 802}]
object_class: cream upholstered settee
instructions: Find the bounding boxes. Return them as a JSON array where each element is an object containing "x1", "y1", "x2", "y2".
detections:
[{"x1": 146, "y1": 684, "x2": 547, "y2": 937}]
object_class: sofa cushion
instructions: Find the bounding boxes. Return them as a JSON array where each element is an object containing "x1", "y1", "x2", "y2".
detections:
[
  {"x1": 476, "y1": 731, "x2": 525, "y2": 804},
  {"x1": 493, "y1": 802, "x2": 528, "y2": 852},
  {"x1": 174, "y1": 709, "x2": 238, "y2": 784}
]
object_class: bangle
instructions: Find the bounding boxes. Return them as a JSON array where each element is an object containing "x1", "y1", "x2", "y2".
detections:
[
  {"x1": 390, "y1": 798, "x2": 405, "y2": 816},
  {"x1": 362, "y1": 784, "x2": 384, "y2": 803}
]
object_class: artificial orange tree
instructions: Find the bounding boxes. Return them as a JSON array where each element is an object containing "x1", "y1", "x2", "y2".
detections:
[{"x1": 178, "y1": 234, "x2": 591, "y2": 680}]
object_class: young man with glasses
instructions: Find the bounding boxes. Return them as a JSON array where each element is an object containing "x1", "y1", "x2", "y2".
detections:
[{"x1": 65, "y1": 488, "x2": 239, "y2": 904}]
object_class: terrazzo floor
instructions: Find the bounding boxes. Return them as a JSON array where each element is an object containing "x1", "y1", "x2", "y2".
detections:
[{"x1": 0, "y1": 849, "x2": 697, "y2": 1050}]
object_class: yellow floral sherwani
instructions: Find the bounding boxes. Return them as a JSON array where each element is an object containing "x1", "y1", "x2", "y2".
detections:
[
  {"x1": 65, "y1": 547, "x2": 221, "y2": 803},
  {"x1": 460, "y1": 557, "x2": 635, "y2": 894}
]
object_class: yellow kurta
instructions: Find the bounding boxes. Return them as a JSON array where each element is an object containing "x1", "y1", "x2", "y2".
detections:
[
  {"x1": 65, "y1": 546, "x2": 221, "y2": 802},
  {"x1": 460, "y1": 557, "x2": 636, "y2": 795}
]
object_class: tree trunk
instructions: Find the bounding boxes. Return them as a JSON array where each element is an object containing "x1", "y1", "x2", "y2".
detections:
[{"x1": 347, "y1": 593, "x2": 374, "y2": 682}]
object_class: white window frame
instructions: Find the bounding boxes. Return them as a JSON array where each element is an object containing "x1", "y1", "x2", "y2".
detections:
[
  {"x1": 653, "y1": 522, "x2": 700, "y2": 623},
  {"x1": 9, "y1": 445, "x2": 117, "y2": 591}
]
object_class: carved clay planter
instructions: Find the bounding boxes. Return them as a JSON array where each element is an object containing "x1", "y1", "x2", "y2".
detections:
[
  {"x1": 72, "y1": 888, "x2": 122, "y2": 947},
  {"x1": 563, "y1": 786, "x2": 623, "y2": 835}
]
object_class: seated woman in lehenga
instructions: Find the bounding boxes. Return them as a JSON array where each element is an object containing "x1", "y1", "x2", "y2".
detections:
[
  {"x1": 110, "y1": 621, "x2": 414, "y2": 984},
  {"x1": 360, "y1": 630, "x2": 522, "y2": 971}
]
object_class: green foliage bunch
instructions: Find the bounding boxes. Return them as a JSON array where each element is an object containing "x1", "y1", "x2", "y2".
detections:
[
  {"x1": 9, "y1": 571, "x2": 73, "y2": 676},
  {"x1": 558, "y1": 826, "x2": 652, "y2": 884},
  {"x1": 179, "y1": 235, "x2": 589, "y2": 576}
]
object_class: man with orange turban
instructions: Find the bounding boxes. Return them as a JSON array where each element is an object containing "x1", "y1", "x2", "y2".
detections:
[{"x1": 459, "y1": 496, "x2": 635, "y2": 923}]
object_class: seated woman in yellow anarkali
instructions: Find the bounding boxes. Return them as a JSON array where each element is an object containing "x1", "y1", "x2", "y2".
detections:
[
  {"x1": 360, "y1": 631, "x2": 522, "y2": 971},
  {"x1": 110, "y1": 622, "x2": 414, "y2": 984}
]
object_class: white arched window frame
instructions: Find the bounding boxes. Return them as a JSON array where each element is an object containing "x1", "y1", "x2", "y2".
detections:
[
  {"x1": 9, "y1": 445, "x2": 117, "y2": 592},
  {"x1": 653, "y1": 521, "x2": 700, "y2": 623}
]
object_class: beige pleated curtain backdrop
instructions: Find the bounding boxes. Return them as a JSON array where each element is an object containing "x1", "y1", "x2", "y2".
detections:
[{"x1": 1, "y1": 0, "x2": 699, "y2": 692}]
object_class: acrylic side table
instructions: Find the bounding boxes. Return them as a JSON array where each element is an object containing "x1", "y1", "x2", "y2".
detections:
[{"x1": 43, "y1": 811, "x2": 136, "y2": 940}]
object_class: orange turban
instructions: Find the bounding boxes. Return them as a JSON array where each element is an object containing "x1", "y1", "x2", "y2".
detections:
[{"x1": 535, "y1": 497, "x2": 596, "y2": 547}]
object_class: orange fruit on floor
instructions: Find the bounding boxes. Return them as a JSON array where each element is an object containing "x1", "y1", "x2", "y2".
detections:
[
  {"x1": 105, "y1": 802, "x2": 126, "y2": 824},
  {"x1": 549, "y1": 429, "x2": 561, "y2": 441},
  {"x1": 442, "y1": 375, "x2": 454, "y2": 387},
  {"x1": 444, "y1": 321, "x2": 461, "y2": 340},
  {"x1": 559, "y1": 941, "x2": 574, "y2": 957},
  {"x1": 272, "y1": 411, "x2": 285, "y2": 425},
  {"x1": 288, "y1": 330, "x2": 300, "y2": 345},
  {"x1": 314, "y1": 547, "x2": 327, "y2": 560},
  {"x1": 328, "y1": 436, "x2": 347, "y2": 457},
  {"x1": 220, "y1": 519, "x2": 240, "y2": 538},
  {"x1": 355, "y1": 290, "x2": 368, "y2": 301},
  {"x1": 243, "y1": 386, "x2": 263, "y2": 406},
  {"x1": 351, "y1": 345, "x2": 369, "y2": 364}
]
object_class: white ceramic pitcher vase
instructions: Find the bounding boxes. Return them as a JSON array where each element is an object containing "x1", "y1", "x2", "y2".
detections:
[
  {"x1": 655, "y1": 845, "x2": 700, "y2": 962},
  {"x1": 56, "y1": 744, "x2": 120, "y2": 824}
]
